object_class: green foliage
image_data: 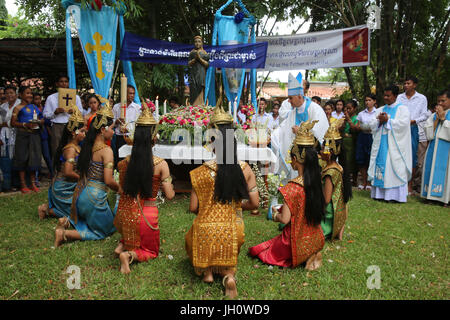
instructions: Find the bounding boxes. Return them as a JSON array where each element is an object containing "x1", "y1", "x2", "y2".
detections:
[
  {"x1": 0, "y1": 11, "x2": 64, "y2": 39},
  {"x1": 0, "y1": 0, "x2": 7, "y2": 27}
]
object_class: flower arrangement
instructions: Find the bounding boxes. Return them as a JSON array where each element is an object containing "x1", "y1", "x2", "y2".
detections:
[
  {"x1": 239, "y1": 104, "x2": 255, "y2": 130},
  {"x1": 145, "y1": 99, "x2": 156, "y2": 113},
  {"x1": 251, "y1": 163, "x2": 269, "y2": 209},
  {"x1": 266, "y1": 171, "x2": 287, "y2": 221},
  {"x1": 266, "y1": 173, "x2": 285, "y2": 198},
  {"x1": 157, "y1": 105, "x2": 214, "y2": 145}
]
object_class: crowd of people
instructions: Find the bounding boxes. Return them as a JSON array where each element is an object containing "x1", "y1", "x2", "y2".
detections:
[
  {"x1": 0, "y1": 72, "x2": 448, "y2": 299},
  {"x1": 237, "y1": 75, "x2": 449, "y2": 206}
]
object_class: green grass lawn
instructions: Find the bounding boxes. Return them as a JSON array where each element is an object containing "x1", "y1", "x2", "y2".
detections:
[{"x1": 0, "y1": 190, "x2": 448, "y2": 300}]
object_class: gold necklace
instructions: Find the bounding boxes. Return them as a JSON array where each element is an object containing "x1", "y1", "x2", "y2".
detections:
[{"x1": 92, "y1": 141, "x2": 109, "y2": 153}]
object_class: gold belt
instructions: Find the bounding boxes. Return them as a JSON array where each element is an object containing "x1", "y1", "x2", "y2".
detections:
[{"x1": 87, "y1": 180, "x2": 108, "y2": 192}]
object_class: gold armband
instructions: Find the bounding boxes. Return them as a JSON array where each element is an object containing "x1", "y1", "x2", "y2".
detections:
[
  {"x1": 162, "y1": 176, "x2": 172, "y2": 184},
  {"x1": 249, "y1": 186, "x2": 258, "y2": 193},
  {"x1": 66, "y1": 158, "x2": 76, "y2": 164},
  {"x1": 104, "y1": 162, "x2": 114, "y2": 169}
]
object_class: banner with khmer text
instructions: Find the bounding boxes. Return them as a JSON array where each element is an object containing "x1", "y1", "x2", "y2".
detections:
[
  {"x1": 119, "y1": 32, "x2": 268, "y2": 69},
  {"x1": 256, "y1": 25, "x2": 370, "y2": 71}
]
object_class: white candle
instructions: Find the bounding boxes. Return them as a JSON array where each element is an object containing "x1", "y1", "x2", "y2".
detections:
[
  {"x1": 120, "y1": 74, "x2": 127, "y2": 119},
  {"x1": 233, "y1": 101, "x2": 237, "y2": 123},
  {"x1": 163, "y1": 100, "x2": 167, "y2": 115},
  {"x1": 155, "y1": 96, "x2": 159, "y2": 115}
]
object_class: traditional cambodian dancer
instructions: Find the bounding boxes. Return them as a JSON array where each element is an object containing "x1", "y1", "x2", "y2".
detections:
[
  {"x1": 114, "y1": 105, "x2": 175, "y2": 274},
  {"x1": 185, "y1": 105, "x2": 259, "y2": 299},
  {"x1": 320, "y1": 118, "x2": 352, "y2": 241},
  {"x1": 38, "y1": 107, "x2": 86, "y2": 220},
  {"x1": 10, "y1": 86, "x2": 44, "y2": 193},
  {"x1": 54, "y1": 103, "x2": 119, "y2": 247},
  {"x1": 249, "y1": 120, "x2": 325, "y2": 270}
]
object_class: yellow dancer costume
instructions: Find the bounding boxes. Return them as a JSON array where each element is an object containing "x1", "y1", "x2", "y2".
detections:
[{"x1": 185, "y1": 105, "x2": 246, "y2": 275}]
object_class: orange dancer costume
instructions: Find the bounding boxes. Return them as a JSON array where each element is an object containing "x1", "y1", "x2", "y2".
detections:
[
  {"x1": 249, "y1": 120, "x2": 325, "y2": 267},
  {"x1": 114, "y1": 156, "x2": 164, "y2": 262}
]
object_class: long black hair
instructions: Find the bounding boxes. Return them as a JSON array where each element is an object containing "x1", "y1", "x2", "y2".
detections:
[
  {"x1": 213, "y1": 123, "x2": 249, "y2": 203},
  {"x1": 77, "y1": 115, "x2": 114, "y2": 178},
  {"x1": 123, "y1": 126, "x2": 155, "y2": 198},
  {"x1": 53, "y1": 122, "x2": 84, "y2": 173},
  {"x1": 330, "y1": 139, "x2": 352, "y2": 203},
  {"x1": 292, "y1": 145, "x2": 325, "y2": 226}
]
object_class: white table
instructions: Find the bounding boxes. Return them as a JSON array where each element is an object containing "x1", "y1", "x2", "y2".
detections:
[{"x1": 119, "y1": 143, "x2": 277, "y2": 164}]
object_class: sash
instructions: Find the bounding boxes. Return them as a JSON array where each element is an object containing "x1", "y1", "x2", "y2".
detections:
[
  {"x1": 373, "y1": 104, "x2": 401, "y2": 188},
  {"x1": 422, "y1": 111, "x2": 450, "y2": 197},
  {"x1": 295, "y1": 97, "x2": 311, "y2": 126}
]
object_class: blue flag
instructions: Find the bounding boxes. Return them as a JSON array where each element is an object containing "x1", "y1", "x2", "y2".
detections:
[{"x1": 78, "y1": 6, "x2": 118, "y2": 99}]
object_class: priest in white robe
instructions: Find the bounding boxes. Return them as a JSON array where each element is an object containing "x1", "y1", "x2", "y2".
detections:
[
  {"x1": 368, "y1": 85, "x2": 412, "y2": 203},
  {"x1": 271, "y1": 73, "x2": 329, "y2": 181},
  {"x1": 421, "y1": 89, "x2": 450, "y2": 206}
]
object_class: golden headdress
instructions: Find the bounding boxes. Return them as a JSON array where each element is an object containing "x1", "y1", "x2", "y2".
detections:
[
  {"x1": 92, "y1": 98, "x2": 114, "y2": 130},
  {"x1": 209, "y1": 105, "x2": 234, "y2": 128},
  {"x1": 323, "y1": 118, "x2": 345, "y2": 155},
  {"x1": 137, "y1": 99, "x2": 159, "y2": 139},
  {"x1": 67, "y1": 105, "x2": 85, "y2": 132},
  {"x1": 123, "y1": 99, "x2": 159, "y2": 145},
  {"x1": 287, "y1": 120, "x2": 318, "y2": 164},
  {"x1": 136, "y1": 102, "x2": 158, "y2": 126}
]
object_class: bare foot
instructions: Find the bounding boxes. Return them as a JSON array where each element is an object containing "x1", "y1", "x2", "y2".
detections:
[
  {"x1": 38, "y1": 204, "x2": 48, "y2": 220},
  {"x1": 202, "y1": 270, "x2": 213, "y2": 283},
  {"x1": 119, "y1": 252, "x2": 131, "y2": 274},
  {"x1": 54, "y1": 228, "x2": 65, "y2": 248},
  {"x1": 305, "y1": 252, "x2": 322, "y2": 271},
  {"x1": 223, "y1": 275, "x2": 238, "y2": 299},
  {"x1": 337, "y1": 226, "x2": 345, "y2": 241},
  {"x1": 57, "y1": 217, "x2": 70, "y2": 228},
  {"x1": 114, "y1": 242, "x2": 124, "y2": 256}
]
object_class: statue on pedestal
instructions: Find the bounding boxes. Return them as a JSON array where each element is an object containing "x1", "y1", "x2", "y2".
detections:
[{"x1": 188, "y1": 36, "x2": 210, "y2": 106}]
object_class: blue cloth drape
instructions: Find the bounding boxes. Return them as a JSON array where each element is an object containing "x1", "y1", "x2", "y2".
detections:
[{"x1": 205, "y1": 0, "x2": 257, "y2": 110}]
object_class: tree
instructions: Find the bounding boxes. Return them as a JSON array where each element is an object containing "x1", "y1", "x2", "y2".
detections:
[
  {"x1": 305, "y1": 0, "x2": 450, "y2": 104},
  {"x1": 0, "y1": 0, "x2": 7, "y2": 27}
]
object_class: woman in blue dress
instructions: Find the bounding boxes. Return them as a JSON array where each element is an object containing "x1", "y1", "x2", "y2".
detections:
[
  {"x1": 54, "y1": 103, "x2": 120, "y2": 247},
  {"x1": 38, "y1": 107, "x2": 86, "y2": 220},
  {"x1": 10, "y1": 86, "x2": 44, "y2": 193}
]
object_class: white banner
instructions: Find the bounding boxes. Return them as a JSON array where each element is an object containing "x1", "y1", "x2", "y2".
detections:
[{"x1": 256, "y1": 25, "x2": 370, "y2": 71}]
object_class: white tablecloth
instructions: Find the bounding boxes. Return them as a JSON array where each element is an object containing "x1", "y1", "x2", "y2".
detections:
[{"x1": 119, "y1": 143, "x2": 277, "y2": 164}]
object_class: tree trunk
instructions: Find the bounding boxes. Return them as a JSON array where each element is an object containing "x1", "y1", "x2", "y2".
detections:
[
  {"x1": 344, "y1": 67, "x2": 357, "y2": 98},
  {"x1": 361, "y1": 66, "x2": 370, "y2": 95}
]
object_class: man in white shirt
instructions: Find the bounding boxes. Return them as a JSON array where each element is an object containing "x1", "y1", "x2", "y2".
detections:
[
  {"x1": 112, "y1": 85, "x2": 141, "y2": 165},
  {"x1": 396, "y1": 76, "x2": 428, "y2": 194},
  {"x1": 43, "y1": 75, "x2": 83, "y2": 158},
  {"x1": 368, "y1": 85, "x2": 412, "y2": 203},
  {"x1": 270, "y1": 101, "x2": 280, "y2": 131},
  {"x1": 252, "y1": 98, "x2": 273, "y2": 129}
]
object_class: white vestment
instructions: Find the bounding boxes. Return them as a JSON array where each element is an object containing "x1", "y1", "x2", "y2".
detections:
[
  {"x1": 421, "y1": 110, "x2": 450, "y2": 204},
  {"x1": 271, "y1": 99, "x2": 329, "y2": 181},
  {"x1": 368, "y1": 103, "x2": 412, "y2": 202}
]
